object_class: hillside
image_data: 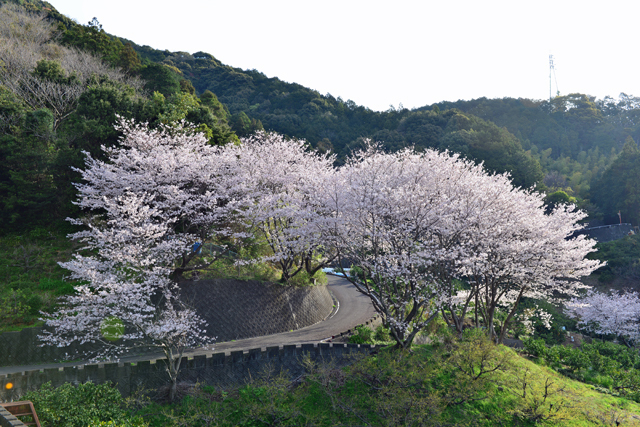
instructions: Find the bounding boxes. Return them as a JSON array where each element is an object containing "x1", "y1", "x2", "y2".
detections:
[
  {"x1": 2, "y1": 0, "x2": 640, "y2": 236},
  {"x1": 125, "y1": 43, "x2": 544, "y2": 185}
]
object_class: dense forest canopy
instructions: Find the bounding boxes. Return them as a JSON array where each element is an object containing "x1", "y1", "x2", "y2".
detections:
[{"x1": 2, "y1": 0, "x2": 640, "y2": 233}]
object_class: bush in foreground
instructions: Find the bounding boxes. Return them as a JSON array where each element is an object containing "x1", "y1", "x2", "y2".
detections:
[{"x1": 21, "y1": 382, "x2": 147, "y2": 427}]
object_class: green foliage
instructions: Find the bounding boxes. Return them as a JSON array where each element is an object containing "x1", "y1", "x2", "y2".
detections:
[
  {"x1": 592, "y1": 137, "x2": 640, "y2": 225},
  {"x1": 373, "y1": 324, "x2": 392, "y2": 342},
  {"x1": 197, "y1": 249, "x2": 281, "y2": 283},
  {"x1": 179, "y1": 79, "x2": 195, "y2": 95},
  {"x1": 0, "y1": 289, "x2": 30, "y2": 325},
  {"x1": 157, "y1": 91, "x2": 200, "y2": 124},
  {"x1": 61, "y1": 18, "x2": 125, "y2": 67},
  {"x1": 348, "y1": 324, "x2": 393, "y2": 345},
  {"x1": 523, "y1": 337, "x2": 547, "y2": 358},
  {"x1": 117, "y1": 43, "x2": 142, "y2": 72},
  {"x1": 285, "y1": 268, "x2": 327, "y2": 287},
  {"x1": 544, "y1": 190, "x2": 576, "y2": 214},
  {"x1": 348, "y1": 324, "x2": 374, "y2": 344},
  {"x1": 524, "y1": 337, "x2": 640, "y2": 403},
  {"x1": 199, "y1": 89, "x2": 229, "y2": 121},
  {"x1": 139, "y1": 63, "x2": 181, "y2": 97},
  {"x1": 21, "y1": 381, "x2": 147, "y2": 427},
  {"x1": 587, "y1": 233, "x2": 640, "y2": 280},
  {"x1": 32, "y1": 60, "x2": 70, "y2": 84},
  {"x1": 91, "y1": 421, "x2": 148, "y2": 427},
  {"x1": 0, "y1": 230, "x2": 76, "y2": 330},
  {"x1": 229, "y1": 111, "x2": 263, "y2": 137}
]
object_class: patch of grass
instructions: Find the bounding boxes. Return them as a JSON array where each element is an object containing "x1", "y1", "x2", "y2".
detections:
[{"x1": 348, "y1": 324, "x2": 393, "y2": 345}]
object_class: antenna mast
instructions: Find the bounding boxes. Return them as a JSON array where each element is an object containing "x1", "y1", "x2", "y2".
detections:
[{"x1": 549, "y1": 55, "x2": 559, "y2": 100}]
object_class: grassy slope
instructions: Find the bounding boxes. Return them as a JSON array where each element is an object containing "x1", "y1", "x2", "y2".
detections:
[
  {"x1": 491, "y1": 347, "x2": 640, "y2": 426},
  {"x1": 136, "y1": 339, "x2": 640, "y2": 426}
]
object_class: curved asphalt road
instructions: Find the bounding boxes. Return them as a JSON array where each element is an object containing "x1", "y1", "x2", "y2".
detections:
[{"x1": 0, "y1": 275, "x2": 376, "y2": 376}]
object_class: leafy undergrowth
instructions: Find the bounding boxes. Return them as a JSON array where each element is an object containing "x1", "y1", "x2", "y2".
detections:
[
  {"x1": 0, "y1": 228, "x2": 79, "y2": 332},
  {"x1": 22, "y1": 382, "x2": 147, "y2": 427},
  {"x1": 525, "y1": 337, "x2": 640, "y2": 404},
  {"x1": 129, "y1": 331, "x2": 640, "y2": 426}
]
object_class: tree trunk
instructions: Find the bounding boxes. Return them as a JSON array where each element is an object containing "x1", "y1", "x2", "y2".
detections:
[{"x1": 169, "y1": 377, "x2": 178, "y2": 402}]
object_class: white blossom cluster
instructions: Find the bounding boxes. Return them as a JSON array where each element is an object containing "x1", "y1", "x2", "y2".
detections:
[
  {"x1": 223, "y1": 132, "x2": 337, "y2": 281},
  {"x1": 566, "y1": 289, "x2": 640, "y2": 345},
  {"x1": 519, "y1": 304, "x2": 553, "y2": 337}
]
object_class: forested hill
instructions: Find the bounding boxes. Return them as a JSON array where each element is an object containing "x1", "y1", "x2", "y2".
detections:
[
  {"x1": 2, "y1": 0, "x2": 640, "y2": 232},
  {"x1": 425, "y1": 95, "x2": 640, "y2": 224},
  {"x1": 428, "y1": 95, "x2": 640, "y2": 160},
  {"x1": 124, "y1": 44, "x2": 543, "y2": 188}
]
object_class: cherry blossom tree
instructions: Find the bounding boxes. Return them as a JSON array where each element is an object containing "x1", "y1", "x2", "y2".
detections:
[
  {"x1": 40, "y1": 119, "x2": 223, "y2": 401},
  {"x1": 71, "y1": 117, "x2": 239, "y2": 280},
  {"x1": 566, "y1": 290, "x2": 640, "y2": 346},
  {"x1": 319, "y1": 142, "x2": 602, "y2": 348},
  {"x1": 224, "y1": 131, "x2": 337, "y2": 283},
  {"x1": 320, "y1": 144, "x2": 466, "y2": 349},
  {"x1": 461, "y1": 191, "x2": 603, "y2": 343}
]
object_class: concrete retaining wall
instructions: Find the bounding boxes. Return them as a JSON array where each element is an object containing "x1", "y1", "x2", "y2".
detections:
[
  {"x1": 180, "y1": 279, "x2": 334, "y2": 341},
  {"x1": 0, "y1": 281, "x2": 334, "y2": 367},
  {"x1": 0, "y1": 343, "x2": 373, "y2": 402}
]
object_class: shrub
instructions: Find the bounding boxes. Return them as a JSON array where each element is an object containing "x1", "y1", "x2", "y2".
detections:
[
  {"x1": 0, "y1": 289, "x2": 30, "y2": 325},
  {"x1": 286, "y1": 269, "x2": 328, "y2": 287},
  {"x1": 26, "y1": 294, "x2": 43, "y2": 314},
  {"x1": 21, "y1": 382, "x2": 147, "y2": 427},
  {"x1": 348, "y1": 325, "x2": 373, "y2": 344},
  {"x1": 373, "y1": 324, "x2": 391, "y2": 342},
  {"x1": 563, "y1": 347, "x2": 591, "y2": 372},
  {"x1": 523, "y1": 337, "x2": 547, "y2": 358}
]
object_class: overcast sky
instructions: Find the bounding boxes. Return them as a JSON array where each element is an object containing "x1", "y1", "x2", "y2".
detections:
[{"x1": 48, "y1": 0, "x2": 639, "y2": 112}]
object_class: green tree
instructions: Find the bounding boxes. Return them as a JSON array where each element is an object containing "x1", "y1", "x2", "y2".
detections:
[
  {"x1": 591, "y1": 137, "x2": 640, "y2": 225},
  {"x1": 61, "y1": 18, "x2": 124, "y2": 66},
  {"x1": 200, "y1": 89, "x2": 229, "y2": 121},
  {"x1": 117, "y1": 43, "x2": 141, "y2": 72},
  {"x1": 179, "y1": 78, "x2": 195, "y2": 95},
  {"x1": 230, "y1": 111, "x2": 263, "y2": 137},
  {"x1": 32, "y1": 60, "x2": 68, "y2": 83},
  {"x1": 139, "y1": 63, "x2": 180, "y2": 97},
  {"x1": 544, "y1": 190, "x2": 575, "y2": 214}
]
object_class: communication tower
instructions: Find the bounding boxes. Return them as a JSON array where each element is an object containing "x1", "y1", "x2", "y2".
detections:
[{"x1": 549, "y1": 55, "x2": 560, "y2": 100}]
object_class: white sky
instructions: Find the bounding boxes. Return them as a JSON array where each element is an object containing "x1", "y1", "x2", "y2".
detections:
[{"x1": 48, "y1": 0, "x2": 640, "y2": 112}]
